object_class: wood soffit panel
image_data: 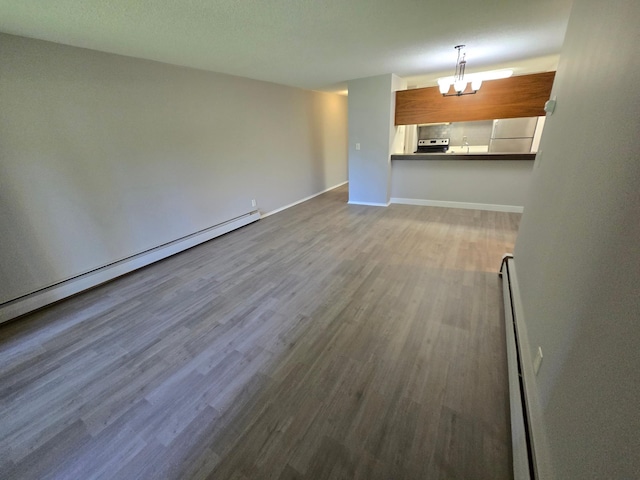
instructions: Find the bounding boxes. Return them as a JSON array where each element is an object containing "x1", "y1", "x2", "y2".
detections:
[{"x1": 395, "y1": 72, "x2": 556, "y2": 125}]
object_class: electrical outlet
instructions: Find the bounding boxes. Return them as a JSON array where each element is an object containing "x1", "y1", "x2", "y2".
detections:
[
  {"x1": 251, "y1": 199, "x2": 257, "y2": 207},
  {"x1": 355, "y1": 143, "x2": 361, "y2": 150},
  {"x1": 533, "y1": 346, "x2": 543, "y2": 375}
]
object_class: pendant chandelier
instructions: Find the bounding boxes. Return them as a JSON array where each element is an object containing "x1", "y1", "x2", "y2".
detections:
[{"x1": 438, "y1": 45, "x2": 482, "y2": 96}]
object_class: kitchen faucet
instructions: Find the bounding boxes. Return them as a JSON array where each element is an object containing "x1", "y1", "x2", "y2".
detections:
[{"x1": 462, "y1": 136, "x2": 470, "y2": 153}]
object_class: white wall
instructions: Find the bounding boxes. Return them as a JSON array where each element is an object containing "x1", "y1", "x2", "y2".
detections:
[
  {"x1": 512, "y1": 0, "x2": 640, "y2": 477},
  {"x1": 347, "y1": 74, "x2": 406, "y2": 205},
  {"x1": 391, "y1": 160, "x2": 533, "y2": 210},
  {"x1": 0, "y1": 33, "x2": 347, "y2": 305}
]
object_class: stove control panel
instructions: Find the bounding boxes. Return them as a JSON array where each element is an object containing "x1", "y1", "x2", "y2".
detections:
[{"x1": 418, "y1": 138, "x2": 450, "y2": 147}]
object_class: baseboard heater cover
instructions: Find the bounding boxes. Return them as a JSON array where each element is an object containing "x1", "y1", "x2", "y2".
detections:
[
  {"x1": 500, "y1": 254, "x2": 537, "y2": 480},
  {"x1": 0, "y1": 211, "x2": 261, "y2": 323}
]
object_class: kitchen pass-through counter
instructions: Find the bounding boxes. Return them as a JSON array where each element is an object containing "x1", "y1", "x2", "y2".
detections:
[
  {"x1": 391, "y1": 152, "x2": 536, "y2": 161},
  {"x1": 390, "y1": 152, "x2": 536, "y2": 212}
]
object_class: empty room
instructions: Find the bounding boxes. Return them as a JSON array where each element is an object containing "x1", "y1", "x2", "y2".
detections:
[{"x1": 1, "y1": 1, "x2": 638, "y2": 479}]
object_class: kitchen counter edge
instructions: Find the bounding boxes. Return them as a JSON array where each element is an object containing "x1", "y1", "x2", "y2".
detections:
[{"x1": 391, "y1": 153, "x2": 537, "y2": 161}]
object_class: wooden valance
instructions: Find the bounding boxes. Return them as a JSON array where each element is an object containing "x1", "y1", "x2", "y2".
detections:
[{"x1": 395, "y1": 71, "x2": 555, "y2": 125}]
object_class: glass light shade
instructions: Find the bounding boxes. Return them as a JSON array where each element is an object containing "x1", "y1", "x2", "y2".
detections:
[
  {"x1": 471, "y1": 78, "x2": 483, "y2": 91},
  {"x1": 453, "y1": 80, "x2": 467, "y2": 93},
  {"x1": 438, "y1": 81, "x2": 450, "y2": 94}
]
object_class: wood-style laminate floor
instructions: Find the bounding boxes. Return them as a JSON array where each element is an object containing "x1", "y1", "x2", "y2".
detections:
[{"x1": 0, "y1": 185, "x2": 520, "y2": 480}]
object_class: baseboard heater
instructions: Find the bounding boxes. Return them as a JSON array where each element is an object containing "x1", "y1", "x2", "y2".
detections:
[
  {"x1": 0, "y1": 211, "x2": 261, "y2": 324},
  {"x1": 500, "y1": 254, "x2": 538, "y2": 480}
]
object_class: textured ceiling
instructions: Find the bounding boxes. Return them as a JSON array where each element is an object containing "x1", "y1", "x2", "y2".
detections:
[{"x1": 0, "y1": 0, "x2": 573, "y2": 92}]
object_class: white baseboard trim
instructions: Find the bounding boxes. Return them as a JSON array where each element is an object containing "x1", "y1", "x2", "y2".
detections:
[
  {"x1": 261, "y1": 181, "x2": 348, "y2": 218},
  {"x1": 347, "y1": 200, "x2": 390, "y2": 207},
  {"x1": 0, "y1": 211, "x2": 261, "y2": 324},
  {"x1": 390, "y1": 197, "x2": 524, "y2": 213}
]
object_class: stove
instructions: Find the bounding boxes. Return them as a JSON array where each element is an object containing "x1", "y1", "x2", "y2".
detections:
[{"x1": 415, "y1": 138, "x2": 449, "y2": 153}]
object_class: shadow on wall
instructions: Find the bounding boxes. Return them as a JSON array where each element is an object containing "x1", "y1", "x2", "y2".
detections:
[
  {"x1": 305, "y1": 94, "x2": 327, "y2": 194},
  {"x1": 0, "y1": 158, "x2": 116, "y2": 304},
  {"x1": 0, "y1": 181, "x2": 59, "y2": 304},
  {"x1": 306, "y1": 93, "x2": 348, "y2": 195}
]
